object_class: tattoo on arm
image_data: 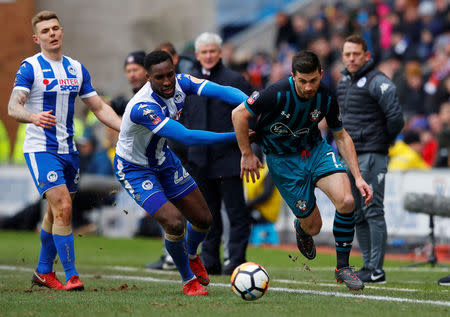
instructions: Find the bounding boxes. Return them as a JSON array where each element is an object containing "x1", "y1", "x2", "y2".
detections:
[{"x1": 8, "y1": 90, "x2": 31, "y2": 123}]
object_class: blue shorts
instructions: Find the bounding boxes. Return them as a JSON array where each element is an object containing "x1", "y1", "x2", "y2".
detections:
[
  {"x1": 266, "y1": 139, "x2": 346, "y2": 218},
  {"x1": 24, "y1": 152, "x2": 80, "y2": 197},
  {"x1": 114, "y1": 154, "x2": 197, "y2": 216}
]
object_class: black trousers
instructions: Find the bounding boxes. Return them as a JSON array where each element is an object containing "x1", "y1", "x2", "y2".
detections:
[{"x1": 190, "y1": 169, "x2": 250, "y2": 269}]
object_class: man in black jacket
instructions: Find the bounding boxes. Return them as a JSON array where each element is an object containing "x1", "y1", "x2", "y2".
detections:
[
  {"x1": 110, "y1": 51, "x2": 148, "y2": 116},
  {"x1": 182, "y1": 32, "x2": 253, "y2": 275},
  {"x1": 337, "y1": 34, "x2": 404, "y2": 284}
]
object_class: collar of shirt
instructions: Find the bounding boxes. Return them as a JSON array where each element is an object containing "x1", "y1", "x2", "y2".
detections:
[{"x1": 201, "y1": 68, "x2": 211, "y2": 78}]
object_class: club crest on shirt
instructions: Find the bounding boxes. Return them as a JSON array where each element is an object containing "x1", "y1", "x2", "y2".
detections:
[
  {"x1": 142, "y1": 180, "x2": 153, "y2": 190},
  {"x1": 67, "y1": 65, "x2": 77, "y2": 76},
  {"x1": 357, "y1": 77, "x2": 367, "y2": 87},
  {"x1": 296, "y1": 200, "x2": 308, "y2": 212},
  {"x1": 174, "y1": 91, "x2": 183, "y2": 103},
  {"x1": 247, "y1": 91, "x2": 260, "y2": 105},
  {"x1": 47, "y1": 171, "x2": 58, "y2": 182},
  {"x1": 310, "y1": 109, "x2": 321, "y2": 121}
]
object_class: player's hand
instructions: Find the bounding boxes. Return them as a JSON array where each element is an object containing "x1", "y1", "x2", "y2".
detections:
[
  {"x1": 30, "y1": 110, "x2": 57, "y2": 129},
  {"x1": 240, "y1": 152, "x2": 263, "y2": 183},
  {"x1": 248, "y1": 129, "x2": 258, "y2": 143},
  {"x1": 355, "y1": 177, "x2": 373, "y2": 206}
]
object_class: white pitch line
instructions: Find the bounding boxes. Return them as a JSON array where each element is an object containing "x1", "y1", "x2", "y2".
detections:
[
  {"x1": 267, "y1": 286, "x2": 450, "y2": 307},
  {"x1": 0, "y1": 265, "x2": 31, "y2": 272},
  {"x1": 275, "y1": 279, "x2": 418, "y2": 292},
  {"x1": 1, "y1": 265, "x2": 448, "y2": 307},
  {"x1": 281, "y1": 266, "x2": 450, "y2": 273},
  {"x1": 101, "y1": 275, "x2": 450, "y2": 307},
  {"x1": 105, "y1": 265, "x2": 179, "y2": 276}
]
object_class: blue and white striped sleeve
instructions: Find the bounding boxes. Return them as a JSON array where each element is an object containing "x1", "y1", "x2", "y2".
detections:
[
  {"x1": 13, "y1": 61, "x2": 34, "y2": 92},
  {"x1": 79, "y1": 64, "x2": 97, "y2": 98}
]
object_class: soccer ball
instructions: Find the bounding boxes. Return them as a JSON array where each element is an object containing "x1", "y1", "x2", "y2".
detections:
[{"x1": 230, "y1": 262, "x2": 269, "y2": 301}]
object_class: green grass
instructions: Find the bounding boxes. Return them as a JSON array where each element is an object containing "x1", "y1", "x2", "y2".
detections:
[{"x1": 0, "y1": 231, "x2": 449, "y2": 316}]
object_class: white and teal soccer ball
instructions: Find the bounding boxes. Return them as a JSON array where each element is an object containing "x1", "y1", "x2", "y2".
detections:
[{"x1": 230, "y1": 262, "x2": 269, "y2": 301}]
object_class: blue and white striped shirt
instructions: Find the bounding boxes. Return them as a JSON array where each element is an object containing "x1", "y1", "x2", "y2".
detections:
[{"x1": 13, "y1": 53, "x2": 97, "y2": 154}]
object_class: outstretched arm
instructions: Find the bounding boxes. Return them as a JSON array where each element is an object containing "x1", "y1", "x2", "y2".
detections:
[
  {"x1": 8, "y1": 89, "x2": 56, "y2": 128},
  {"x1": 200, "y1": 81, "x2": 248, "y2": 105},
  {"x1": 232, "y1": 103, "x2": 263, "y2": 183},
  {"x1": 157, "y1": 118, "x2": 236, "y2": 146},
  {"x1": 333, "y1": 128, "x2": 373, "y2": 206}
]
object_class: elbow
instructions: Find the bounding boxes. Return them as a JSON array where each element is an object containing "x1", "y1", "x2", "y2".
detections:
[
  {"x1": 7, "y1": 107, "x2": 17, "y2": 121},
  {"x1": 231, "y1": 107, "x2": 239, "y2": 124}
]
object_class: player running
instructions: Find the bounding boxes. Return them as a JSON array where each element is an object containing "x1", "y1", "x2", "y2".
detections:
[
  {"x1": 7, "y1": 11, "x2": 121, "y2": 291},
  {"x1": 115, "y1": 50, "x2": 249, "y2": 295},
  {"x1": 232, "y1": 50, "x2": 373, "y2": 291}
]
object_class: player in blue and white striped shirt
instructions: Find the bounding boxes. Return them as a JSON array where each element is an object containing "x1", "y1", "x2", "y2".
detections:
[
  {"x1": 115, "y1": 50, "x2": 248, "y2": 295},
  {"x1": 7, "y1": 10, "x2": 121, "y2": 291}
]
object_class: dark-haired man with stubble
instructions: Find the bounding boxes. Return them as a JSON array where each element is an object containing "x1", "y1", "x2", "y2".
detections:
[
  {"x1": 337, "y1": 34, "x2": 404, "y2": 284},
  {"x1": 232, "y1": 50, "x2": 372, "y2": 291}
]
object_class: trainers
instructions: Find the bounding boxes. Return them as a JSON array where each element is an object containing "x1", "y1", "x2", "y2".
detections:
[
  {"x1": 335, "y1": 266, "x2": 365, "y2": 290},
  {"x1": 294, "y1": 219, "x2": 316, "y2": 260},
  {"x1": 360, "y1": 269, "x2": 386, "y2": 284},
  {"x1": 222, "y1": 262, "x2": 238, "y2": 276},
  {"x1": 31, "y1": 270, "x2": 65, "y2": 290},
  {"x1": 437, "y1": 275, "x2": 450, "y2": 286},
  {"x1": 65, "y1": 275, "x2": 84, "y2": 291},
  {"x1": 182, "y1": 278, "x2": 208, "y2": 296},
  {"x1": 355, "y1": 267, "x2": 371, "y2": 279},
  {"x1": 162, "y1": 255, "x2": 176, "y2": 270},
  {"x1": 189, "y1": 255, "x2": 210, "y2": 286},
  {"x1": 146, "y1": 255, "x2": 176, "y2": 270},
  {"x1": 145, "y1": 255, "x2": 165, "y2": 270}
]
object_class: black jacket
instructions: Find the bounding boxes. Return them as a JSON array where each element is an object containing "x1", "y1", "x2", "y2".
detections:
[
  {"x1": 182, "y1": 60, "x2": 253, "y2": 178},
  {"x1": 336, "y1": 59, "x2": 404, "y2": 155}
]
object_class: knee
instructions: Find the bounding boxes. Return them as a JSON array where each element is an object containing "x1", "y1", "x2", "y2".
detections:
[
  {"x1": 192, "y1": 210, "x2": 212, "y2": 232},
  {"x1": 52, "y1": 200, "x2": 72, "y2": 225},
  {"x1": 303, "y1": 220, "x2": 322, "y2": 236},
  {"x1": 163, "y1": 217, "x2": 185, "y2": 236},
  {"x1": 337, "y1": 194, "x2": 354, "y2": 214}
]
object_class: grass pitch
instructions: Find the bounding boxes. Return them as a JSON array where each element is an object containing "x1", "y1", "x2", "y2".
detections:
[{"x1": 0, "y1": 231, "x2": 449, "y2": 316}]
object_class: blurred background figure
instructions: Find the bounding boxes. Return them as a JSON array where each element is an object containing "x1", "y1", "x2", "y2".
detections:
[
  {"x1": 396, "y1": 60, "x2": 426, "y2": 120},
  {"x1": 109, "y1": 51, "x2": 148, "y2": 117},
  {"x1": 388, "y1": 130, "x2": 431, "y2": 171},
  {"x1": 337, "y1": 34, "x2": 404, "y2": 284},
  {"x1": 72, "y1": 127, "x2": 116, "y2": 233},
  {"x1": 435, "y1": 101, "x2": 450, "y2": 167},
  {"x1": 0, "y1": 119, "x2": 11, "y2": 164},
  {"x1": 245, "y1": 146, "x2": 281, "y2": 247}
]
